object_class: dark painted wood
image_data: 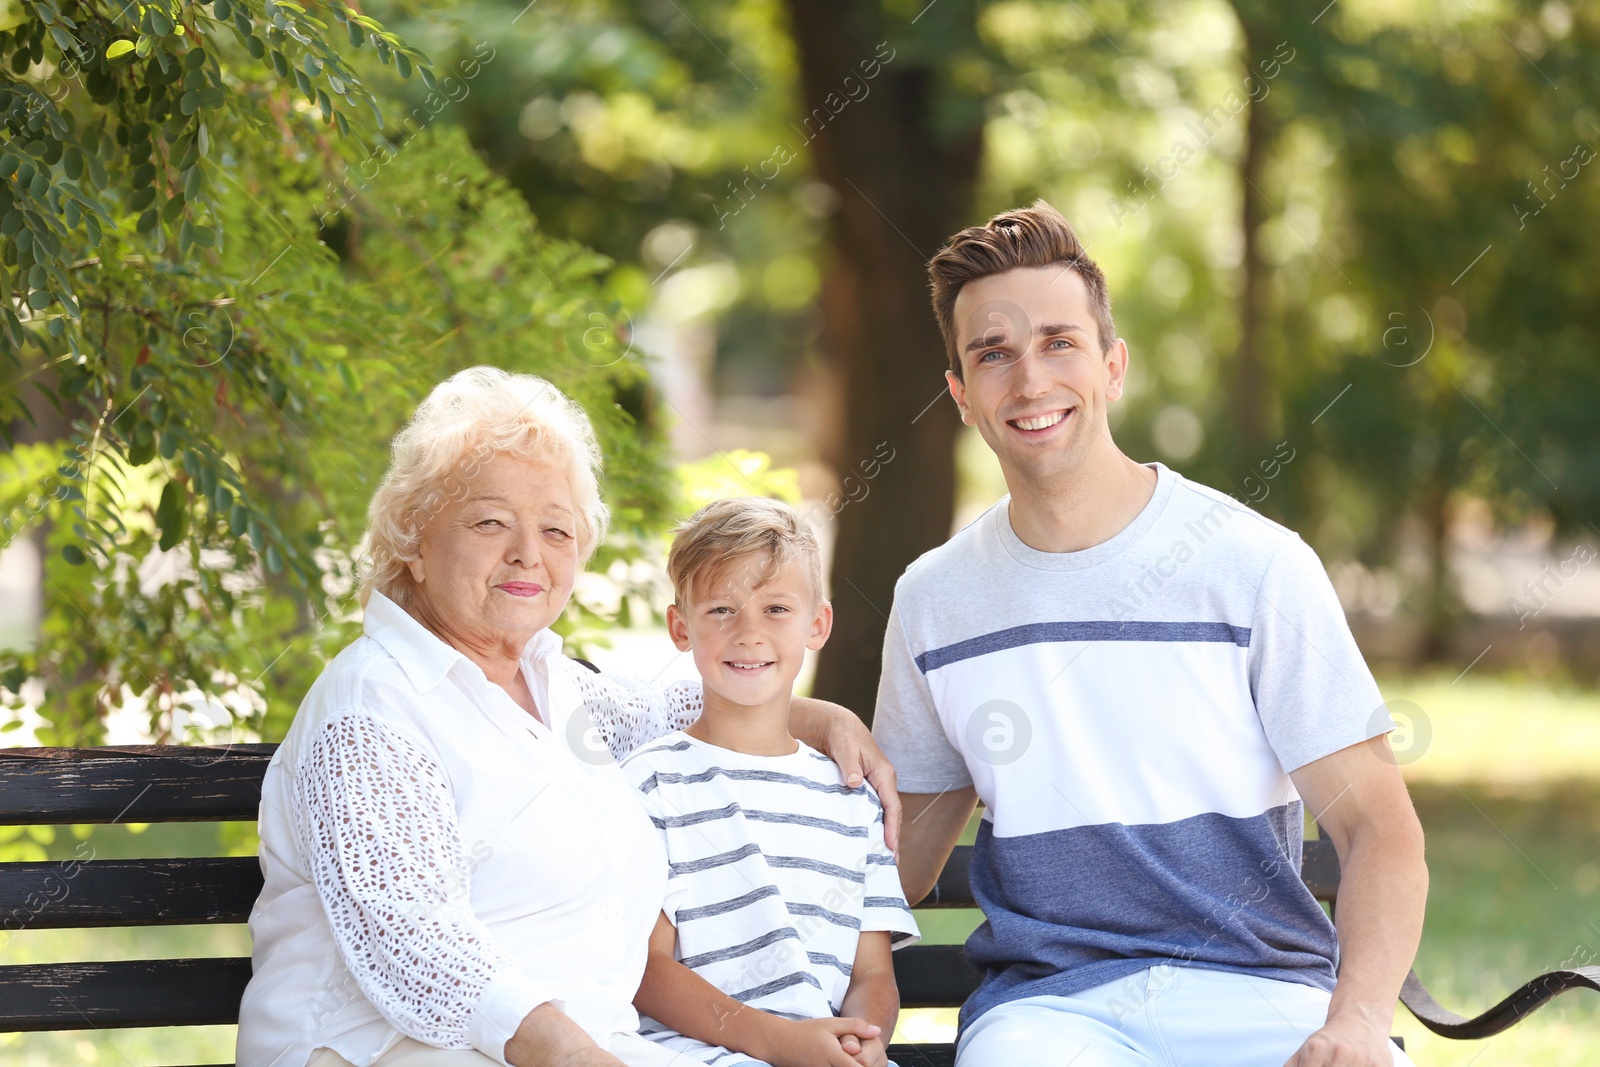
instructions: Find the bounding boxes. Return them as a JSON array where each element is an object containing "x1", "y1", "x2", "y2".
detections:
[
  {"x1": 0, "y1": 745, "x2": 275, "y2": 825},
  {"x1": 922, "y1": 845, "x2": 973, "y2": 908},
  {"x1": 0, "y1": 957, "x2": 252, "y2": 1031},
  {"x1": 893, "y1": 944, "x2": 985, "y2": 1009},
  {"x1": 886, "y1": 1043, "x2": 956, "y2": 1067},
  {"x1": 1301, "y1": 837, "x2": 1341, "y2": 904},
  {"x1": 1401, "y1": 964, "x2": 1600, "y2": 1040},
  {"x1": 0, "y1": 857, "x2": 261, "y2": 927}
]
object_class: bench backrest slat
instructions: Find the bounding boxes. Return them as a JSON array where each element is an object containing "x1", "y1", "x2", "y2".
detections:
[
  {"x1": 0, "y1": 958, "x2": 253, "y2": 1032},
  {"x1": 0, "y1": 746, "x2": 276, "y2": 825},
  {"x1": 0, "y1": 857, "x2": 261, "y2": 928}
]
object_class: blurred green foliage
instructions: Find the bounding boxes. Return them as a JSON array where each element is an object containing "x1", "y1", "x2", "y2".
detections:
[
  {"x1": 0, "y1": 0, "x2": 674, "y2": 744},
  {"x1": 5, "y1": 0, "x2": 1600, "y2": 739}
]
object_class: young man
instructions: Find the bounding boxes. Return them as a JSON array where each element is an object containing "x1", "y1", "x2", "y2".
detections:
[
  {"x1": 873, "y1": 202, "x2": 1426, "y2": 1067},
  {"x1": 623, "y1": 498, "x2": 919, "y2": 1067}
]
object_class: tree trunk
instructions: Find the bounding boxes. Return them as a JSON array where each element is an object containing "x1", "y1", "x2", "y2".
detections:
[
  {"x1": 784, "y1": 1, "x2": 982, "y2": 722},
  {"x1": 1231, "y1": 9, "x2": 1274, "y2": 472}
]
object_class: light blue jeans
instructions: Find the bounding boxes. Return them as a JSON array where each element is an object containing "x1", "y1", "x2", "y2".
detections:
[{"x1": 955, "y1": 965, "x2": 1417, "y2": 1067}]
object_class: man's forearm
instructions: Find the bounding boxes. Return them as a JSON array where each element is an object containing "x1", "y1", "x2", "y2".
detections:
[
  {"x1": 789, "y1": 696, "x2": 846, "y2": 751},
  {"x1": 1323, "y1": 823, "x2": 1428, "y2": 1026}
]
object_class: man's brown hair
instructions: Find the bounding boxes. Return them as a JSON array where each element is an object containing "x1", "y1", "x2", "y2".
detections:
[{"x1": 928, "y1": 199, "x2": 1116, "y2": 379}]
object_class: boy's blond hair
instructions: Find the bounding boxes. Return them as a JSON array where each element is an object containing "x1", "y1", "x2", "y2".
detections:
[{"x1": 667, "y1": 497, "x2": 825, "y2": 606}]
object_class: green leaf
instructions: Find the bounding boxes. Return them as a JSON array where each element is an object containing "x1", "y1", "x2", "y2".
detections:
[
  {"x1": 128, "y1": 431, "x2": 157, "y2": 466},
  {"x1": 264, "y1": 544, "x2": 283, "y2": 573},
  {"x1": 61, "y1": 543, "x2": 86, "y2": 565},
  {"x1": 229, "y1": 502, "x2": 248, "y2": 537},
  {"x1": 155, "y1": 480, "x2": 187, "y2": 550}
]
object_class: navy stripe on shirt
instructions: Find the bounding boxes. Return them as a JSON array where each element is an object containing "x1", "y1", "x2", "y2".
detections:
[{"x1": 916, "y1": 620, "x2": 1252, "y2": 673}]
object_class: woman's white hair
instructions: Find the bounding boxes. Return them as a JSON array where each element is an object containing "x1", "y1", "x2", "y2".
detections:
[{"x1": 356, "y1": 367, "x2": 610, "y2": 608}]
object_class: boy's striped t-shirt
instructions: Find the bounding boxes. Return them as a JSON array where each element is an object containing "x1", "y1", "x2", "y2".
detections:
[{"x1": 620, "y1": 731, "x2": 919, "y2": 1065}]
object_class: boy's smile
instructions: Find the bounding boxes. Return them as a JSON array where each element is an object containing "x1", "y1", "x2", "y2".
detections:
[{"x1": 668, "y1": 551, "x2": 832, "y2": 725}]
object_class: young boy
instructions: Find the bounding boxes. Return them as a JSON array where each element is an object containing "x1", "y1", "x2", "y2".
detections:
[{"x1": 621, "y1": 497, "x2": 919, "y2": 1067}]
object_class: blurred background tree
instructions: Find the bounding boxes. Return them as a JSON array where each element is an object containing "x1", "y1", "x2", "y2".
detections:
[{"x1": 5, "y1": 0, "x2": 1600, "y2": 731}]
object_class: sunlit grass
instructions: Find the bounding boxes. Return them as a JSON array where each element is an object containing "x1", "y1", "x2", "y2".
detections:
[{"x1": 1381, "y1": 670, "x2": 1600, "y2": 785}]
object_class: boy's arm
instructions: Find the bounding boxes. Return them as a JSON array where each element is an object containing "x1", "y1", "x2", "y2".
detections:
[
  {"x1": 633, "y1": 911, "x2": 877, "y2": 1067},
  {"x1": 838, "y1": 932, "x2": 899, "y2": 1067}
]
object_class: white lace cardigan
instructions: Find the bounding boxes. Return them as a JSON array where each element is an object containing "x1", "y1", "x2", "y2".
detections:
[{"x1": 235, "y1": 590, "x2": 704, "y2": 1067}]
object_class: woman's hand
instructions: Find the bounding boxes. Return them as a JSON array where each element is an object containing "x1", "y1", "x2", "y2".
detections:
[
  {"x1": 790, "y1": 698, "x2": 902, "y2": 851},
  {"x1": 505, "y1": 1002, "x2": 624, "y2": 1067}
]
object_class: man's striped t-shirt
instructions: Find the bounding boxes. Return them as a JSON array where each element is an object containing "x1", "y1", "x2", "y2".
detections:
[
  {"x1": 873, "y1": 462, "x2": 1395, "y2": 1033},
  {"x1": 621, "y1": 731, "x2": 919, "y2": 1065}
]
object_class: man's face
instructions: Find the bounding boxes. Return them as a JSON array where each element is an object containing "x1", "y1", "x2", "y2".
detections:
[{"x1": 946, "y1": 265, "x2": 1128, "y2": 487}]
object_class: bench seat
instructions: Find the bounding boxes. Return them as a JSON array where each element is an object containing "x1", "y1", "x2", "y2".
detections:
[{"x1": 3, "y1": 744, "x2": 1596, "y2": 1063}]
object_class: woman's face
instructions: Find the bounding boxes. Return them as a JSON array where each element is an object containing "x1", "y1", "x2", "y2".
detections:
[{"x1": 406, "y1": 450, "x2": 581, "y2": 657}]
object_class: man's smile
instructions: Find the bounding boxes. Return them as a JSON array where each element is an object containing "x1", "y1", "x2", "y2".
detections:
[{"x1": 1007, "y1": 408, "x2": 1073, "y2": 433}]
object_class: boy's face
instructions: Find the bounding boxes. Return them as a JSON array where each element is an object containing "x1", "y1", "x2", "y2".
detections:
[
  {"x1": 945, "y1": 265, "x2": 1129, "y2": 488},
  {"x1": 667, "y1": 553, "x2": 832, "y2": 710}
]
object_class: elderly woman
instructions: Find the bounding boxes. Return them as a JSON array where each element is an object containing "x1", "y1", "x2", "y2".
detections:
[{"x1": 236, "y1": 367, "x2": 896, "y2": 1067}]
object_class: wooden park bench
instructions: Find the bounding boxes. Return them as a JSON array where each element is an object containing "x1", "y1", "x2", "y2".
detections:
[{"x1": 2, "y1": 744, "x2": 1597, "y2": 1067}]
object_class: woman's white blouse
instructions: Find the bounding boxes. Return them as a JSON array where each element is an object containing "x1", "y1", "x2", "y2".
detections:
[{"x1": 236, "y1": 590, "x2": 704, "y2": 1067}]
